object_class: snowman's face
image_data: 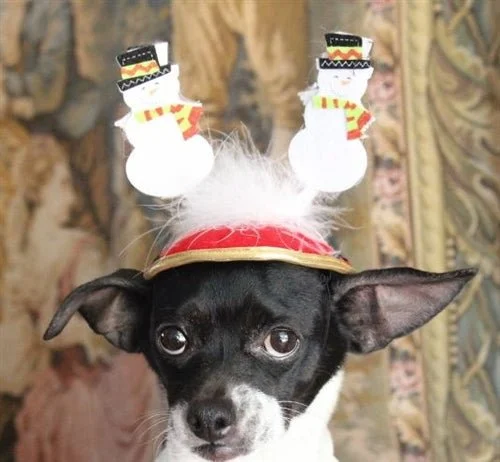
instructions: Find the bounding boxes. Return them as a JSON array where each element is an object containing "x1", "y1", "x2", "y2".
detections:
[
  {"x1": 317, "y1": 69, "x2": 371, "y2": 100},
  {"x1": 122, "y1": 66, "x2": 181, "y2": 109}
]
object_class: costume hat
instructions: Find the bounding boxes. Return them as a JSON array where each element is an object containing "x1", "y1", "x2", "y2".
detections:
[
  {"x1": 317, "y1": 32, "x2": 372, "y2": 70},
  {"x1": 113, "y1": 39, "x2": 371, "y2": 278},
  {"x1": 116, "y1": 42, "x2": 171, "y2": 91},
  {"x1": 144, "y1": 225, "x2": 353, "y2": 279},
  {"x1": 140, "y1": 149, "x2": 355, "y2": 280}
]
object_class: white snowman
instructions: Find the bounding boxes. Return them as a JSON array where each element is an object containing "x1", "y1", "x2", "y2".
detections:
[
  {"x1": 115, "y1": 42, "x2": 214, "y2": 198},
  {"x1": 289, "y1": 32, "x2": 374, "y2": 193}
]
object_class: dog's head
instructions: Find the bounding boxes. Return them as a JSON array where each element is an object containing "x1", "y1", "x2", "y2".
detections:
[{"x1": 44, "y1": 260, "x2": 475, "y2": 461}]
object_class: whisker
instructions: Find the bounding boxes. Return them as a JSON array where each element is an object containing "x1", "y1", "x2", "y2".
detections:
[
  {"x1": 280, "y1": 407, "x2": 303, "y2": 414},
  {"x1": 153, "y1": 428, "x2": 169, "y2": 456},
  {"x1": 135, "y1": 417, "x2": 170, "y2": 442},
  {"x1": 143, "y1": 220, "x2": 170, "y2": 269},
  {"x1": 119, "y1": 224, "x2": 165, "y2": 257},
  {"x1": 278, "y1": 400, "x2": 307, "y2": 407},
  {"x1": 134, "y1": 410, "x2": 170, "y2": 431},
  {"x1": 152, "y1": 421, "x2": 175, "y2": 456}
]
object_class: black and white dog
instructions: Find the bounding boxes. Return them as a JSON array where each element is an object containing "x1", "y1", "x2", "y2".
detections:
[{"x1": 44, "y1": 152, "x2": 476, "y2": 462}]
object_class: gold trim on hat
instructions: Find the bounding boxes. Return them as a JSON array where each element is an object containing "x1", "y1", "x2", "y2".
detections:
[{"x1": 143, "y1": 246, "x2": 355, "y2": 279}]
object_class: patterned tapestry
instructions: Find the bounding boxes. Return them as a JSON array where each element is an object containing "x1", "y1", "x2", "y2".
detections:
[
  {"x1": 399, "y1": 1, "x2": 500, "y2": 460},
  {"x1": 0, "y1": 1, "x2": 498, "y2": 461}
]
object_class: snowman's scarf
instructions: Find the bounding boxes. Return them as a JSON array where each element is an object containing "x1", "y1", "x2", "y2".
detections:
[
  {"x1": 312, "y1": 95, "x2": 372, "y2": 140},
  {"x1": 133, "y1": 104, "x2": 203, "y2": 140}
]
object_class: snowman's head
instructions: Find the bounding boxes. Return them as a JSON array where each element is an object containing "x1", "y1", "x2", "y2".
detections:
[
  {"x1": 316, "y1": 67, "x2": 373, "y2": 100},
  {"x1": 123, "y1": 65, "x2": 181, "y2": 110}
]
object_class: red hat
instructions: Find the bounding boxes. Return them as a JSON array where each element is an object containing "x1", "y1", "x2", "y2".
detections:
[
  {"x1": 145, "y1": 225, "x2": 353, "y2": 279},
  {"x1": 143, "y1": 146, "x2": 354, "y2": 279}
]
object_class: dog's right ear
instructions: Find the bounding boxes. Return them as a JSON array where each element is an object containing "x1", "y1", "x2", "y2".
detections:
[{"x1": 43, "y1": 269, "x2": 151, "y2": 353}]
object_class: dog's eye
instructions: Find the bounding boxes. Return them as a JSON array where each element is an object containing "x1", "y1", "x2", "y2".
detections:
[
  {"x1": 263, "y1": 328, "x2": 300, "y2": 359},
  {"x1": 157, "y1": 326, "x2": 188, "y2": 355}
]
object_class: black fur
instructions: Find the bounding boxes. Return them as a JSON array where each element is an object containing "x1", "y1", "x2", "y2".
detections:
[
  {"x1": 144, "y1": 262, "x2": 348, "y2": 408},
  {"x1": 45, "y1": 262, "x2": 475, "y2": 410},
  {"x1": 44, "y1": 261, "x2": 476, "y2": 439}
]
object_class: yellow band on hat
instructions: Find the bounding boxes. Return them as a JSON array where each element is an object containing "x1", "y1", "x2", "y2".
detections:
[
  {"x1": 326, "y1": 46, "x2": 363, "y2": 60},
  {"x1": 120, "y1": 60, "x2": 160, "y2": 79}
]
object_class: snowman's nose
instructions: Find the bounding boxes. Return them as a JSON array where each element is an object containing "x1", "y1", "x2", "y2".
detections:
[
  {"x1": 340, "y1": 79, "x2": 351, "y2": 86},
  {"x1": 148, "y1": 87, "x2": 158, "y2": 96}
]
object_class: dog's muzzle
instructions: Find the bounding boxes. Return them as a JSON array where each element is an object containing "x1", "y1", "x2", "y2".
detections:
[{"x1": 166, "y1": 384, "x2": 286, "y2": 461}]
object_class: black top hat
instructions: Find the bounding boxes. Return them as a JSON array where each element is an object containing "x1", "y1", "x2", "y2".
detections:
[
  {"x1": 318, "y1": 32, "x2": 371, "y2": 70},
  {"x1": 116, "y1": 44, "x2": 171, "y2": 92}
]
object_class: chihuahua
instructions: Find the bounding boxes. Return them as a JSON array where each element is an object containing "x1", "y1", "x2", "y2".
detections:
[{"x1": 44, "y1": 259, "x2": 475, "y2": 461}]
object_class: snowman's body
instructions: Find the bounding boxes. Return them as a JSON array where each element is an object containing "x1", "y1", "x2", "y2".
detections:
[
  {"x1": 116, "y1": 65, "x2": 214, "y2": 198},
  {"x1": 289, "y1": 67, "x2": 373, "y2": 193},
  {"x1": 117, "y1": 104, "x2": 183, "y2": 148}
]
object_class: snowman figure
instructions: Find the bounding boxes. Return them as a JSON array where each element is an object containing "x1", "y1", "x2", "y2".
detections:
[
  {"x1": 115, "y1": 42, "x2": 214, "y2": 198},
  {"x1": 289, "y1": 32, "x2": 374, "y2": 193}
]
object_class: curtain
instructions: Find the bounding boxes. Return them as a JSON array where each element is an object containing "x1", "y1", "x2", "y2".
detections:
[{"x1": 0, "y1": 1, "x2": 497, "y2": 461}]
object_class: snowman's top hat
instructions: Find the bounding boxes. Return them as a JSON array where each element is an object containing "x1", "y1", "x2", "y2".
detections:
[
  {"x1": 317, "y1": 32, "x2": 372, "y2": 70},
  {"x1": 116, "y1": 42, "x2": 171, "y2": 92}
]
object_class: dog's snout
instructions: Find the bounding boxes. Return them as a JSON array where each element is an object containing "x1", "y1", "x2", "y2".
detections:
[{"x1": 187, "y1": 398, "x2": 235, "y2": 442}]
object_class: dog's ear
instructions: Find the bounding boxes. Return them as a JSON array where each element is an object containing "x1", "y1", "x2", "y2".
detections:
[
  {"x1": 331, "y1": 267, "x2": 477, "y2": 354},
  {"x1": 44, "y1": 269, "x2": 151, "y2": 353}
]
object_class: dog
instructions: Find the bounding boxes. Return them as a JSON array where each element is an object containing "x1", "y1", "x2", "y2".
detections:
[
  {"x1": 44, "y1": 259, "x2": 476, "y2": 461},
  {"x1": 44, "y1": 143, "x2": 476, "y2": 461}
]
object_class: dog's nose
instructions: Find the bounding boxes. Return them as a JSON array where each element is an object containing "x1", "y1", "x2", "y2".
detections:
[{"x1": 187, "y1": 399, "x2": 235, "y2": 442}]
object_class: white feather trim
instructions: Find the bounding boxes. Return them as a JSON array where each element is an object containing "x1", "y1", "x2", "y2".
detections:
[{"x1": 159, "y1": 135, "x2": 344, "y2": 248}]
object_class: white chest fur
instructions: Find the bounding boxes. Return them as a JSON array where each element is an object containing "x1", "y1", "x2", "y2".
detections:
[{"x1": 156, "y1": 372, "x2": 344, "y2": 462}]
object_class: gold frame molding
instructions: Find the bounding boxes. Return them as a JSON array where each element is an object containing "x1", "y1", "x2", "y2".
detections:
[
  {"x1": 399, "y1": 2, "x2": 449, "y2": 461},
  {"x1": 399, "y1": 1, "x2": 500, "y2": 459}
]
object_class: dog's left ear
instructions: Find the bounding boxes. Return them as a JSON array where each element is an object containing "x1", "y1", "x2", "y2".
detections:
[{"x1": 331, "y1": 267, "x2": 477, "y2": 353}]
